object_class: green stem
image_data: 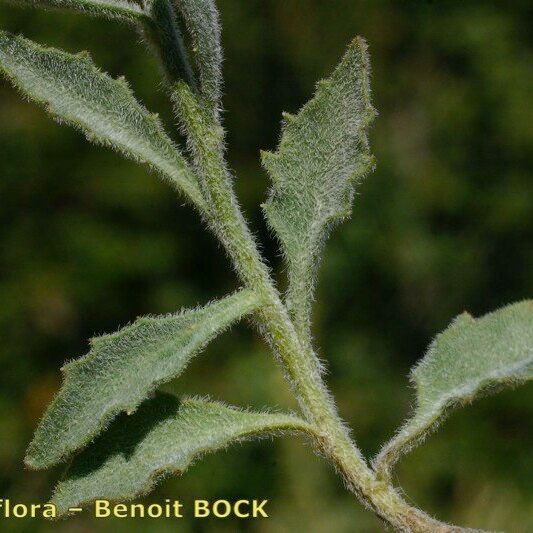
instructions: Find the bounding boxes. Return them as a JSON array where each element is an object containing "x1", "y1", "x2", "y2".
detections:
[
  {"x1": 204, "y1": 180, "x2": 460, "y2": 532},
  {"x1": 174, "y1": 84, "x2": 470, "y2": 532}
]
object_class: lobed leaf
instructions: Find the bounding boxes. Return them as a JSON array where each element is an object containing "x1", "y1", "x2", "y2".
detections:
[
  {"x1": 261, "y1": 37, "x2": 376, "y2": 341},
  {"x1": 374, "y1": 300, "x2": 533, "y2": 480},
  {"x1": 0, "y1": 31, "x2": 206, "y2": 209},
  {"x1": 51, "y1": 393, "x2": 313, "y2": 516},
  {"x1": 25, "y1": 290, "x2": 260, "y2": 470},
  {"x1": 172, "y1": 0, "x2": 222, "y2": 112}
]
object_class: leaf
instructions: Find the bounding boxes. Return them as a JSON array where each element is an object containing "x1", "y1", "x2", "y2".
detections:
[
  {"x1": 6, "y1": 0, "x2": 147, "y2": 22},
  {"x1": 261, "y1": 37, "x2": 376, "y2": 341},
  {"x1": 374, "y1": 301, "x2": 533, "y2": 480},
  {"x1": 51, "y1": 393, "x2": 313, "y2": 516},
  {"x1": 25, "y1": 290, "x2": 260, "y2": 470},
  {"x1": 173, "y1": 0, "x2": 223, "y2": 112},
  {"x1": 0, "y1": 31, "x2": 206, "y2": 209},
  {"x1": 8, "y1": 0, "x2": 198, "y2": 90}
]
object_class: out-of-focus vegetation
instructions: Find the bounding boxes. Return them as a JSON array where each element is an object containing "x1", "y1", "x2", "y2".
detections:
[{"x1": 0, "y1": 1, "x2": 531, "y2": 531}]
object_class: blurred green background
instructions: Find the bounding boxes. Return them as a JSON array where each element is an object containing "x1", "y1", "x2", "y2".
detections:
[{"x1": 0, "y1": 1, "x2": 532, "y2": 531}]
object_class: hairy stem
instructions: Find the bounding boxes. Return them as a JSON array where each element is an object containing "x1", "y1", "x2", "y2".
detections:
[{"x1": 174, "y1": 84, "x2": 468, "y2": 532}]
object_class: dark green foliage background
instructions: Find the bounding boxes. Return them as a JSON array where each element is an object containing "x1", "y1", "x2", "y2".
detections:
[{"x1": 0, "y1": 1, "x2": 531, "y2": 531}]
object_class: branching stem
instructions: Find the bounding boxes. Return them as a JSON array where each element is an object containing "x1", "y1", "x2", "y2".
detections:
[{"x1": 175, "y1": 84, "x2": 470, "y2": 532}]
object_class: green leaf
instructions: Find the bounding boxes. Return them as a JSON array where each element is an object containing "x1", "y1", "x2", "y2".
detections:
[
  {"x1": 374, "y1": 301, "x2": 533, "y2": 480},
  {"x1": 173, "y1": 0, "x2": 222, "y2": 112},
  {"x1": 6, "y1": 0, "x2": 147, "y2": 22},
  {"x1": 261, "y1": 37, "x2": 376, "y2": 342},
  {"x1": 25, "y1": 290, "x2": 260, "y2": 470},
  {"x1": 8, "y1": 0, "x2": 198, "y2": 90},
  {"x1": 51, "y1": 393, "x2": 312, "y2": 516},
  {"x1": 0, "y1": 31, "x2": 205, "y2": 209}
]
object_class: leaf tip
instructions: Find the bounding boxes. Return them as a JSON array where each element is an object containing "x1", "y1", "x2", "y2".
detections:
[
  {"x1": 23, "y1": 450, "x2": 45, "y2": 471},
  {"x1": 352, "y1": 35, "x2": 369, "y2": 52}
]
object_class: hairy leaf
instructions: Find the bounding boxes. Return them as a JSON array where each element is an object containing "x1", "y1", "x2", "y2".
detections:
[
  {"x1": 7, "y1": 0, "x2": 198, "y2": 89},
  {"x1": 173, "y1": 0, "x2": 222, "y2": 112},
  {"x1": 4, "y1": 0, "x2": 147, "y2": 22},
  {"x1": 262, "y1": 37, "x2": 376, "y2": 341},
  {"x1": 25, "y1": 290, "x2": 260, "y2": 470},
  {"x1": 52, "y1": 393, "x2": 312, "y2": 515},
  {"x1": 374, "y1": 301, "x2": 533, "y2": 480},
  {"x1": 0, "y1": 31, "x2": 205, "y2": 208}
]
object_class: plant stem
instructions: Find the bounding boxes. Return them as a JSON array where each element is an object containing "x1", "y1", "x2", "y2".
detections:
[
  {"x1": 204, "y1": 180, "x2": 463, "y2": 532},
  {"x1": 175, "y1": 86, "x2": 470, "y2": 532}
]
